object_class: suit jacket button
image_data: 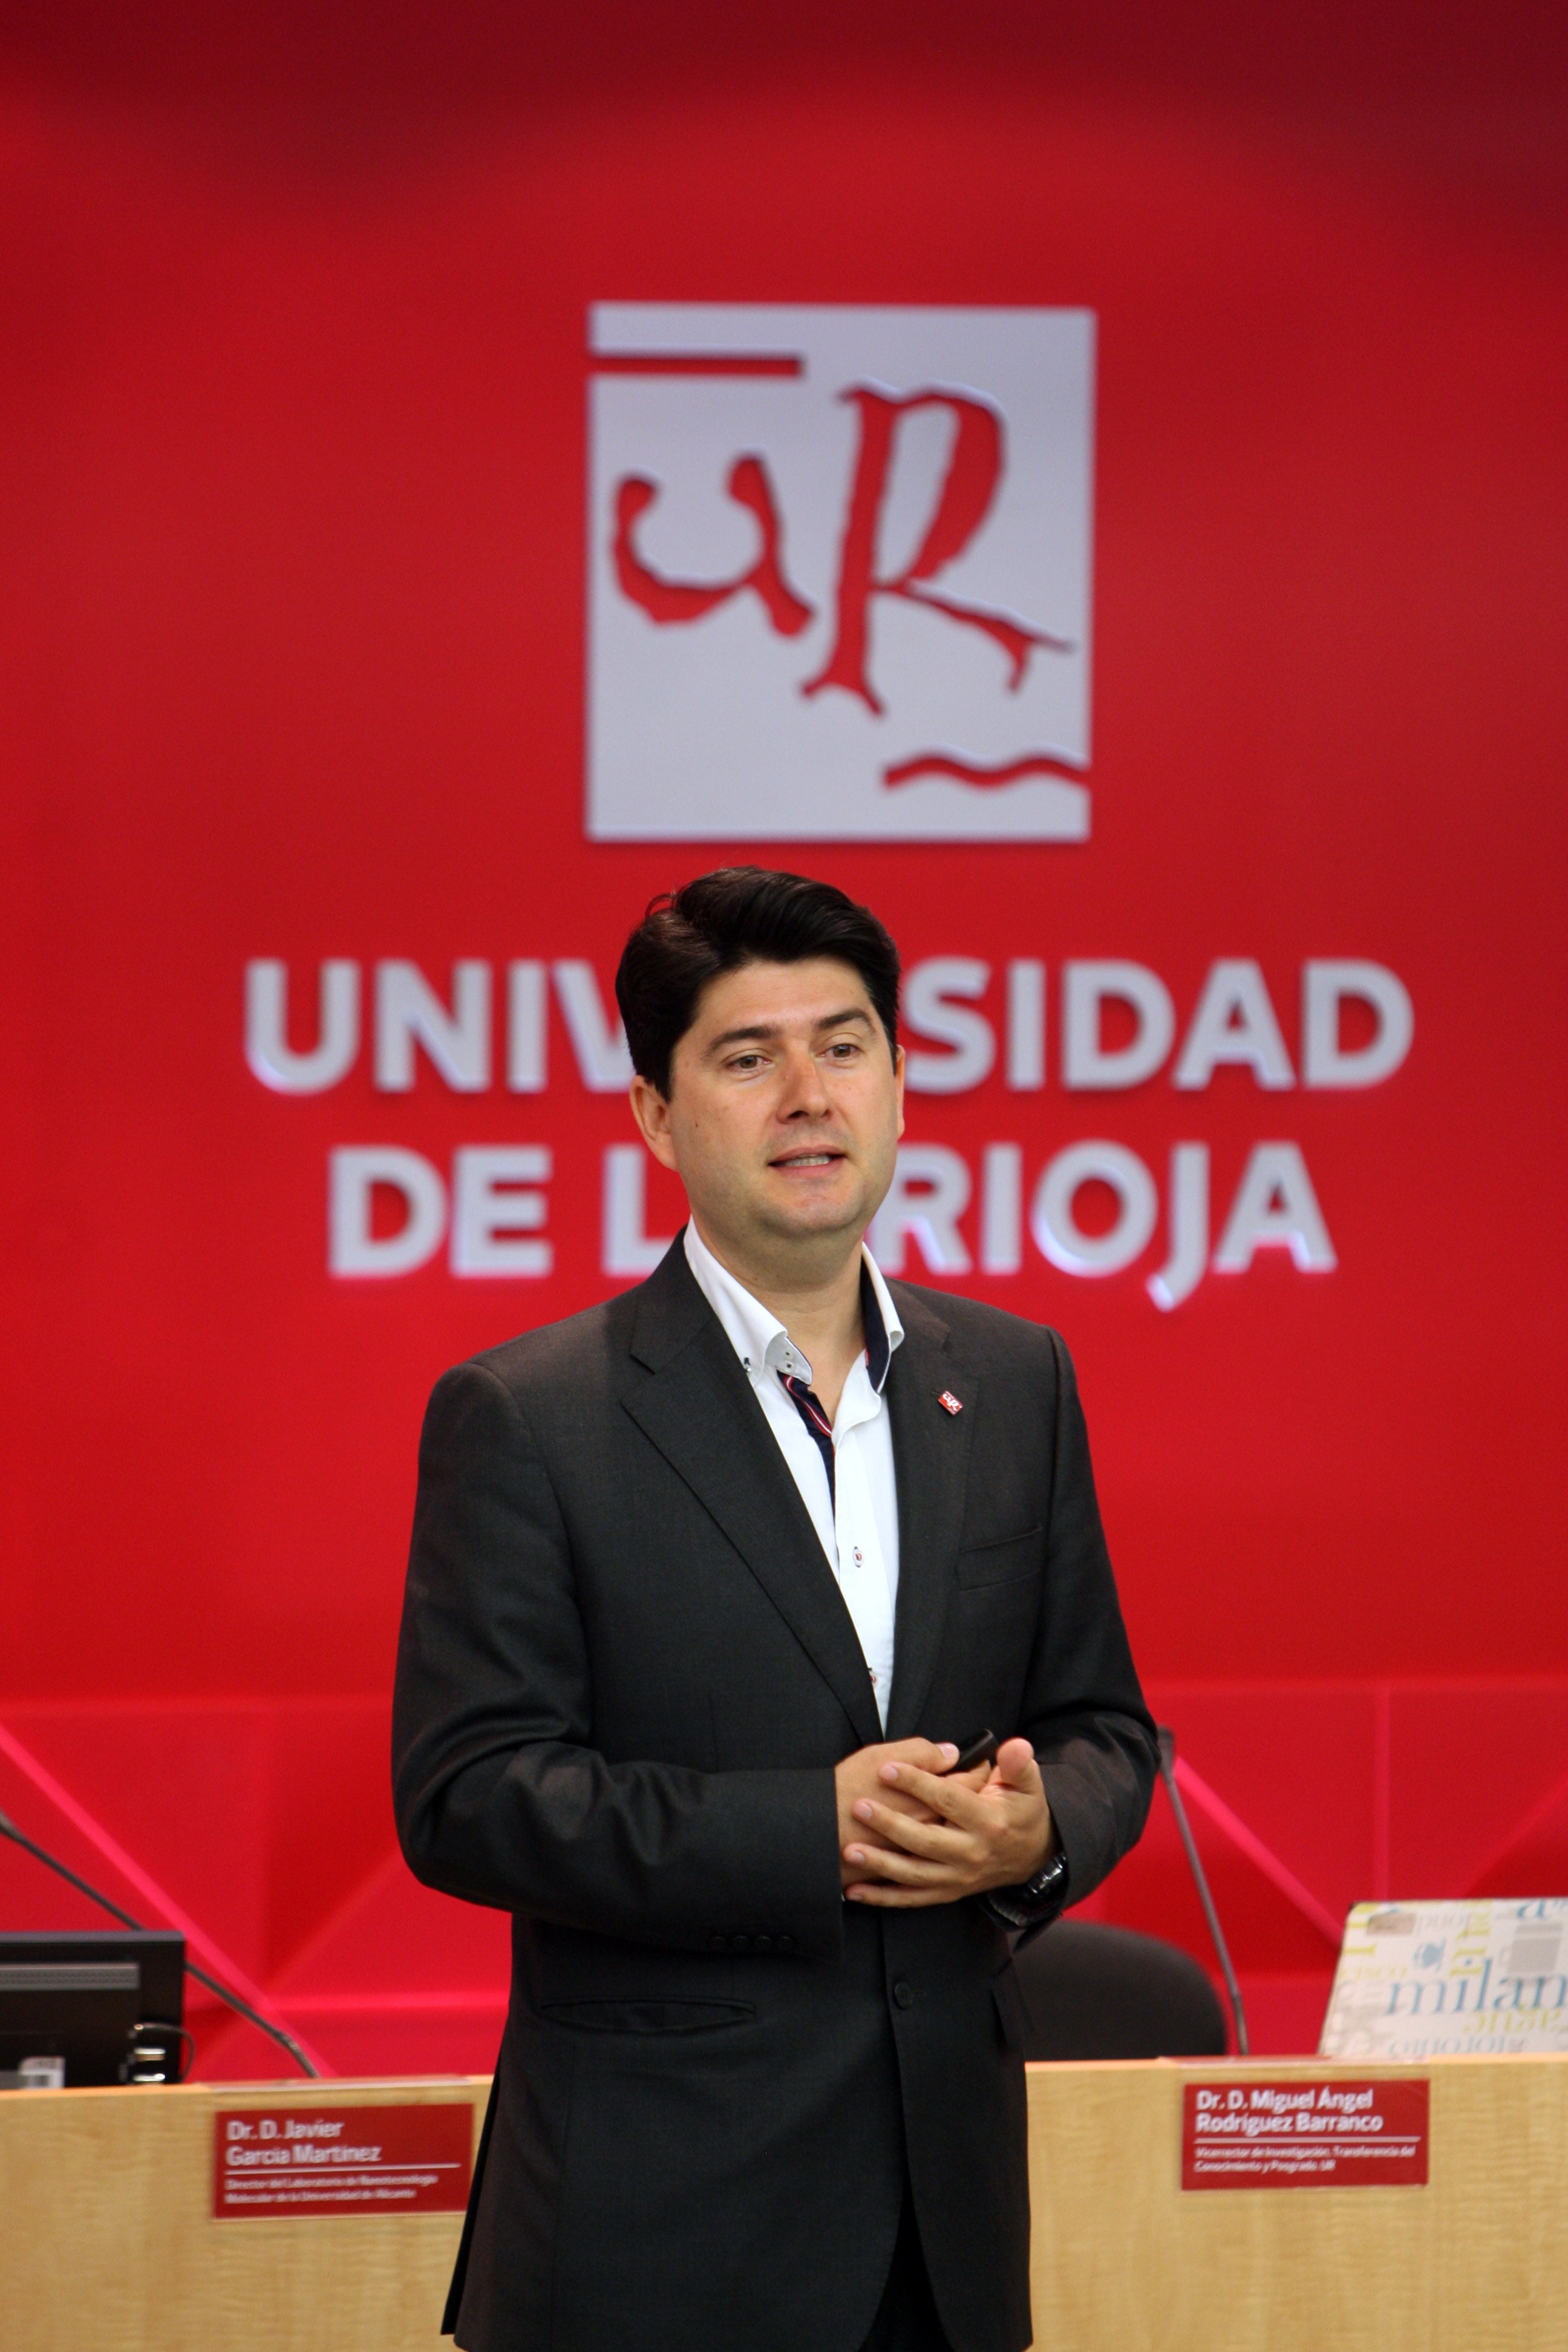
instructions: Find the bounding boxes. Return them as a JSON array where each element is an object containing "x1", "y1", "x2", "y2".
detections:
[
  {"x1": 733, "y1": 1935, "x2": 751, "y2": 1951},
  {"x1": 777, "y1": 1935, "x2": 795, "y2": 1952},
  {"x1": 892, "y1": 1981, "x2": 915, "y2": 2010},
  {"x1": 711, "y1": 1935, "x2": 728, "y2": 1952},
  {"x1": 754, "y1": 1935, "x2": 773, "y2": 1951}
]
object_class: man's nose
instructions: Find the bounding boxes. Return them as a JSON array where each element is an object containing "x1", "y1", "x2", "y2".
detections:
[{"x1": 776, "y1": 1044, "x2": 832, "y2": 1119}]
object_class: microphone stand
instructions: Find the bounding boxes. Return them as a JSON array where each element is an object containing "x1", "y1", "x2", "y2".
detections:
[
  {"x1": 1157, "y1": 1727, "x2": 1249, "y2": 2057},
  {"x1": 0, "y1": 1805, "x2": 319, "y2": 2080}
]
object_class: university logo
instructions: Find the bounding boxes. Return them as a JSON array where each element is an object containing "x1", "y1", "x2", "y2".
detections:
[{"x1": 586, "y1": 304, "x2": 1095, "y2": 841}]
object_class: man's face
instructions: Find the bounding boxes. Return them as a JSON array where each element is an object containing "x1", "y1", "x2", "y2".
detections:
[{"x1": 630, "y1": 956, "x2": 904, "y2": 1267}]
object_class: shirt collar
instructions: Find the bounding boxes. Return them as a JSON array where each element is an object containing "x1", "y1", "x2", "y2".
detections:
[{"x1": 684, "y1": 1221, "x2": 904, "y2": 1397}]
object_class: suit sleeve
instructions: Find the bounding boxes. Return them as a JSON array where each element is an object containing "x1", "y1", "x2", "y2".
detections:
[
  {"x1": 1014, "y1": 1330, "x2": 1159, "y2": 1938},
  {"x1": 391, "y1": 1361, "x2": 847, "y2": 1961}
]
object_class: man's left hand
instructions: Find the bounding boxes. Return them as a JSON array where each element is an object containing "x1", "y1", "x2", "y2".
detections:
[{"x1": 841, "y1": 1736, "x2": 1054, "y2": 1907}]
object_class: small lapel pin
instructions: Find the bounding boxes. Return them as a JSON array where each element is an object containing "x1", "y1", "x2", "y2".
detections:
[{"x1": 938, "y1": 1390, "x2": 963, "y2": 1416}]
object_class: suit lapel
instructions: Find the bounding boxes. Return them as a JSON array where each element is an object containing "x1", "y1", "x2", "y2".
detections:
[
  {"x1": 884, "y1": 1287, "x2": 976, "y2": 1742},
  {"x1": 620, "y1": 1240, "x2": 884, "y2": 1749}
]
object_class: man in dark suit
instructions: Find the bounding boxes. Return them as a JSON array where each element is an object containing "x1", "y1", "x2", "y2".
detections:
[{"x1": 394, "y1": 869, "x2": 1157, "y2": 2352}]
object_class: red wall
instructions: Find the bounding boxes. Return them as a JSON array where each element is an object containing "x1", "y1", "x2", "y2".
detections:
[{"x1": 2, "y1": 4, "x2": 1566, "y2": 2071}]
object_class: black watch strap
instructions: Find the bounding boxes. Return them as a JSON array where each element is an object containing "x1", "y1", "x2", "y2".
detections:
[{"x1": 981, "y1": 1846, "x2": 1070, "y2": 1932}]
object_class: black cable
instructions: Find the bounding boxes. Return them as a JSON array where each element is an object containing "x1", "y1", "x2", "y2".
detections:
[
  {"x1": 0, "y1": 1806, "x2": 320, "y2": 2080},
  {"x1": 1155, "y1": 1726, "x2": 1249, "y2": 2057}
]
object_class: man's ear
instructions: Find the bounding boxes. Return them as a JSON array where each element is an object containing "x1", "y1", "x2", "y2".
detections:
[
  {"x1": 629, "y1": 1074, "x2": 680, "y2": 1172},
  {"x1": 893, "y1": 1042, "x2": 906, "y2": 1142}
]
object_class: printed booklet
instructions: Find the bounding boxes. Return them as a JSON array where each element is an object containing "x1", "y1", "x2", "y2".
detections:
[{"x1": 1319, "y1": 1899, "x2": 1568, "y2": 2059}]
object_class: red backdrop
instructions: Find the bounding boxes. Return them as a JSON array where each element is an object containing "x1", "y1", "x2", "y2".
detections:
[{"x1": 2, "y1": 2, "x2": 1566, "y2": 2072}]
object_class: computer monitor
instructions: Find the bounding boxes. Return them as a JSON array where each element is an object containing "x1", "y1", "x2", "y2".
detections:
[{"x1": 0, "y1": 1931, "x2": 186, "y2": 2086}]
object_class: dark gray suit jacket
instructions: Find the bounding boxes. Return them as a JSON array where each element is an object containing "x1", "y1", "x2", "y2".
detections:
[{"x1": 393, "y1": 1236, "x2": 1156, "y2": 2352}]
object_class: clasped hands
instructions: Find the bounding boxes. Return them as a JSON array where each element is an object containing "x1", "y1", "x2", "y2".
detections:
[{"x1": 834, "y1": 1736, "x2": 1055, "y2": 1907}]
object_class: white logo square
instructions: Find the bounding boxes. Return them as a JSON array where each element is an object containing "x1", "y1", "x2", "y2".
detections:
[{"x1": 586, "y1": 303, "x2": 1095, "y2": 841}]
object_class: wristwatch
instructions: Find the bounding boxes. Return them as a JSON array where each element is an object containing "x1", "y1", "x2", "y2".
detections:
[{"x1": 981, "y1": 1845, "x2": 1070, "y2": 1932}]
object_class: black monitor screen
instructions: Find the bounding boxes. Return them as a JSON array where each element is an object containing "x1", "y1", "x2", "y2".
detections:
[{"x1": 0, "y1": 1931, "x2": 185, "y2": 2086}]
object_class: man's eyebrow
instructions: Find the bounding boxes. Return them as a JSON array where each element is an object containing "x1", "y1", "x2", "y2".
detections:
[{"x1": 704, "y1": 1008, "x2": 873, "y2": 1055}]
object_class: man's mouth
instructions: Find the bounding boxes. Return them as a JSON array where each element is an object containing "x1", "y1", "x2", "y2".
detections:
[{"x1": 771, "y1": 1149, "x2": 844, "y2": 1170}]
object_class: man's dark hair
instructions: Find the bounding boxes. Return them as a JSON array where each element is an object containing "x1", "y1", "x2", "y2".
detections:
[{"x1": 615, "y1": 867, "x2": 901, "y2": 1099}]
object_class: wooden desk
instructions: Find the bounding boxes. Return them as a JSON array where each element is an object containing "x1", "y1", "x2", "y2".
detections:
[
  {"x1": 0, "y1": 2074, "x2": 486, "y2": 2352},
  {"x1": 1, "y1": 2058, "x2": 1564, "y2": 2350},
  {"x1": 1027, "y1": 2056, "x2": 1567, "y2": 2351}
]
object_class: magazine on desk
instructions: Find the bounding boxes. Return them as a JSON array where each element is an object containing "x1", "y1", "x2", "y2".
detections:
[{"x1": 1320, "y1": 1898, "x2": 1568, "y2": 2059}]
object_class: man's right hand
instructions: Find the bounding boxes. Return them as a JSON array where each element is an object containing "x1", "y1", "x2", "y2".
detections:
[{"x1": 835, "y1": 1739, "x2": 979, "y2": 1887}]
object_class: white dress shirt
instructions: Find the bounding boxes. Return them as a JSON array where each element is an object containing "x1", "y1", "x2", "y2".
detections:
[{"x1": 684, "y1": 1221, "x2": 904, "y2": 1728}]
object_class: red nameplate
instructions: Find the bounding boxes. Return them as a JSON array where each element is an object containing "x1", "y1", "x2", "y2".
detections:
[
  {"x1": 1181, "y1": 2078, "x2": 1429, "y2": 2190},
  {"x1": 213, "y1": 2102, "x2": 474, "y2": 2218}
]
